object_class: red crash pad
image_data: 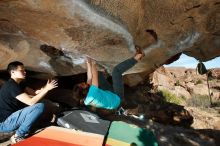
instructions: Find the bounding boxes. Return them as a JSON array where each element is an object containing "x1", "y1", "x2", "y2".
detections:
[{"x1": 12, "y1": 126, "x2": 104, "y2": 146}]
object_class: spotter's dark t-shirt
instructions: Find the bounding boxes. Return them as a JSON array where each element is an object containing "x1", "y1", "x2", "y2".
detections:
[{"x1": 0, "y1": 79, "x2": 27, "y2": 122}]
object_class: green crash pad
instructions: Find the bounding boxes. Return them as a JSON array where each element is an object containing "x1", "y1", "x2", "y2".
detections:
[{"x1": 105, "y1": 121, "x2": 158, "y2": 146}]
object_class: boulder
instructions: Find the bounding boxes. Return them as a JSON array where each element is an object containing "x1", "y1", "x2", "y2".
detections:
[
  {"x1": 0, "y1": 0, "x2": 219, "y2": 76},
  {"x1": 150, "y1": 67, "x2": 175, "y2": 90}
]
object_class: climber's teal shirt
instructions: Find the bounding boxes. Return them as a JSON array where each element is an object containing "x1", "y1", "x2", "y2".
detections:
[{"x1": 84, "y1": 85, "x2": 120, "y2": 109}]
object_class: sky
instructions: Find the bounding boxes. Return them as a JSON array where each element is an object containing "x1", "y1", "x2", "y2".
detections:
[{"x1": 164, "y1": 54, "x2": 220, "y2": 69}]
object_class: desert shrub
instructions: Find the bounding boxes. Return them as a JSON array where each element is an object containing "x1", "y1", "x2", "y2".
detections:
[
  {"x1": 158, "y1": 90, "x2": 184, "y2": 105},
  {"x1": 186, "y1": 94, "x2": 210, "y2": 107},
  {"x1": 211, "y1": 101, "x2": 220, "y2": 107},
  {"x1": 208, "y1": 76, "x2": 214, "y2": 80},
  {"x1": 175, "y1": 80, "x2": 180, "y2": 86},
  {"x1": 195, "y1": 79, "x2": 203, "y2": 85}
]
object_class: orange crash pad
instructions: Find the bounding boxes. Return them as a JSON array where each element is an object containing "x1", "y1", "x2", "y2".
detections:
[{"x1": 12, "y1": 126, "x2": 104, "y2": 146}]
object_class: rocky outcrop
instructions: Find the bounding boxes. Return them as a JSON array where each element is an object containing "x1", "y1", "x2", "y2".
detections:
[
  {"x1": 126, "y1": 102, "x2": 193, "y2": 127},
  {"x1": 124, "y1": 87, "x2": 193, "y2": 127},
  {"x1": 150, "y1": 67, "x2": 220, "y2": 102},
  {"x1": 186, "y1": 107, "x2": 220, "y2": 130},
  {"x1": 0, "y1": 0, "x2": 219, "y2": 76},
  {"x1": 150, "y1": 67, "x2": 175, "y2": 89},
  {"x1": 209, "y1": 68, "x2": 220, "y2": 79}
]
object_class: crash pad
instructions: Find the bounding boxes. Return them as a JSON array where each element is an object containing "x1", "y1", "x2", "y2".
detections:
[
  {"x1": 12, "y1": 126, "x2": 104, "y2": 146},
  {"x1": 105, "y1": 121, "x2": 158, "y2": 146},
  {"x1": 57, "y1": 109, "x2": 111, "y2": 136}
]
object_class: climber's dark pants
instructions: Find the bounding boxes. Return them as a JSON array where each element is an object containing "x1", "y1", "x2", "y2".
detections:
[{"x1": 98, "y1": 57, "x2": 137, "y2": 99}]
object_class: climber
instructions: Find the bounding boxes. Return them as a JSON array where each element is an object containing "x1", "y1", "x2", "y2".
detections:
[{"x1": 74, "y1": 45, "x2": 145, "y2": 115}]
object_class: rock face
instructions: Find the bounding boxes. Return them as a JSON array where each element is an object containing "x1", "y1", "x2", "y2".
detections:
[{"x1": 0, "y1": 0, "x2": 219, "y2": 76}]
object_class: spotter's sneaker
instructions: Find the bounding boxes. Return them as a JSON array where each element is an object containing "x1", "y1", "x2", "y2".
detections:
[{"x1": 10, "y1": 134, "x2": 24, "y2": 144}]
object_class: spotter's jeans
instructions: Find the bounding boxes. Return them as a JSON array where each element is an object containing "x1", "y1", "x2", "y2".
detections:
[{"x1": 0, "y1": 103, "x2": 44, "y2": 137}]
